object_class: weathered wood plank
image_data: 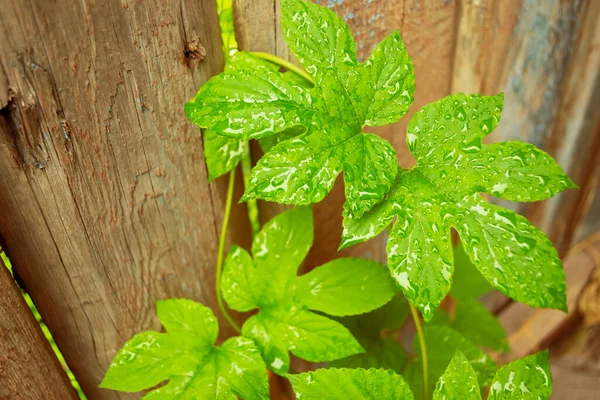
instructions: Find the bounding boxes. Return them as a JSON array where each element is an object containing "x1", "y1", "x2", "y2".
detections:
[
  {"x1": 451, "y1": 0, "x2": 523, "y2": 95},
  {"x1": 0, "y1": 260, "x2": 77, "y2": 399},
  {"x1": 543, "y1": 0, "x2": 600, "y2": 252},
  {"x1": 0, "y1": 0, "x2": 246, "y2": 398},
  {"x1": 549, "y1": 362, "x2": 600, "y2": 400}
]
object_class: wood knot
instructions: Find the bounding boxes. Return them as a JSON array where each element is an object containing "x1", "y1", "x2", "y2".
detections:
[{"x1": 184, "y1": 35, "x2": 206, "y2": 67}]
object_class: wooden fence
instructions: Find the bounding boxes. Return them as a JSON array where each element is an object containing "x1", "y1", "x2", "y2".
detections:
[{"x1": 0, "y1": 0, "x2": 598, "y2": 398}]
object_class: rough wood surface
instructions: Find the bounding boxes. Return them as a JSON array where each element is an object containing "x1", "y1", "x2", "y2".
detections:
[
  {"x1": 550, "y1": 264, "x2": 600, "y2": 399},
  {"x1": 0, "y1": 0, "x2": 246, "y2": 398},
  {"x1": 0, "y1": 262, "x2": 77, "y2": 400},
  {"x1": 549, "y1": 362, "x2": 600, "y2": 400}
]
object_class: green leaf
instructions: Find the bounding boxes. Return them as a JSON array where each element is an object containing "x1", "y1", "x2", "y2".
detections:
[
  {"x1": 188, "y1": 0, "x2": 415, "y2": 219},
  {"x1": 433, "y1": 351, "x2": 482, "y2": 400},
  {"x1": 332, "y1": 294, "x2": 409, "y2": 373},
  {"x1": 450, "y1": 239, "x2": 492, "y2": 300},
  {"x1": 241, "y1": 312, "x2": 290, "y2": 372},
  {"x1": 431, "y1": 298, "x2": 508, "y2": 352},
  {"x1": 405, "y1": 94, "x2": 574, "y2": 201},
  {"x1": 200, "y1": 51, "x2": 285, "y2": 181},
  {"x1": 331, "y1": 338, "x2": 409, "y2": 374},
  {"x1": 257, "y1": 126, "x2": 305, "y2": 153},
  {"x1": 185, "y1": 60, "x2": 310, "y2": 142},
  {"x1": 280, "y1": 1, "x2": 414, "y2": 126},
  {"x1": 288, "y1": 368, "x2": 415, "y2": 399},
  {"x1": 414, "y1": 325, "x2": 497, "y2": 396},
  {"x1": 297, "y1": 257, "x2": 398, "y2": 316},
  {"x1": 402, "y1": 359, "x2": 425, "y2": 400},
  {"x1": 220, "y1": 245, "x2": 262, "y2": 312},
  {"x1": 203, "y1": 129, "x2": 247, "y2": 181},
  {"x1": 283, "y1": 310, "x2": 362, "y2": 362},
  {"x1": 100, "y1": 299, "x2": 268, "y2": 399},
  {"x1": 222, "y1": 207, "x2": 396, "y2": 373},
  {"x1": 340, "y1": 293, "x2": 410, "y2": 339},
  {"x1": 488, "y1": 350, "x2": 552, "y2": 400},
  {"x1": 342, "y1": 93, "x2": 571, "y2": 320},
  {"x1": 451, "y1": 298, "x2": 508, "y2": 352},
  {"x1": 457, "y1": 199, "x2": 567, "y2": 313}
]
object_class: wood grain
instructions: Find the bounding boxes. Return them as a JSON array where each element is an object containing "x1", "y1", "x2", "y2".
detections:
[
  {"x1": 0, "y1": 262, "x2": 77, "y2": 400},
  {"x1": 0, "y1": 0, "x2": 246, "y2": 398}
]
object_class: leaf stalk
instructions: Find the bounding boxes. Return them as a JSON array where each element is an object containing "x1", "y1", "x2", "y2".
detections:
[
  {"x1": 409, "y1": 302, "x2": 429, "y2": 399},
  {"x1": 216, "y1": 168, "x2": 242, "y2": 334},
  {"x1": 241, "y1": 146, "x2": 261, "y2": 237},
  {"x1": 250, "y1": 51, "x2": 315, "y2": 84}
]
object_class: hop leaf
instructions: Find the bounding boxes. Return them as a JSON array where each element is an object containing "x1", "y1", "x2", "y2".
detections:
[
  {"x1": 342, "y1": 93, "x2": 573, "y2": 320},
  {"x1": 450, "y1": 239, "x2": 493, "y2": 300},
  {"x1": 186, "y1": 0, "x2": 415, "y2": 219},
  {"x1": 199, "y1": 51, "x2": 294, "y2": 181},
  {"x1": 288, "y1": 368, "x2": 415, "y2": 399},
  {"x1": 433, "y1": 351, "x2": 482, "y2": 400},
  {"x1": 431, "y1": 298, "x2": 509, "y2": 352},
  {"x1": 203, "y1": 129, "x2": 247, "y2": 181},
  {"x1": 488, "y1": 350, "x2": 552, "y2": 400},
  {"x1": 431, "y1": 350, "x2": 553, "y2": 400},
  {"x1": 221, "y1": 207, "x2": 397, "y2": 374},
  {"x1": 412, "y1": 325, "x2": 497, "y2": 397},
  {"x1": 332, "y1": 294, "x2": 410, "y2": 373},
  {"x1": 100, "y1": 300, "x2": 269, "y2": 399}
]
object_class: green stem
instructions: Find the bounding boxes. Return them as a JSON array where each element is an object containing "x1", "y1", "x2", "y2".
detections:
[
  {"x1": 250, "y1": 51, "x2": 314, "y2": 84},
  {"x1": 216, "y1": 169, "x2": 241, "y2": 334},
  {"x1": 409, "y1": 302, "x2": 429, "y2": 400},
  {"x1": 241, "y1": 146, "x2": 260, "y2": 237}
]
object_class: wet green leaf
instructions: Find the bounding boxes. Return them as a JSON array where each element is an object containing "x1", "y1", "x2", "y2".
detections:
[
  {"x1": 222, "y1": 207, "x2": 396, "y2": 374},
  {"x1": 297, "y1": 257, "x2": 398, "y2": 316},
  {"x1": 433, "y1": 351, "x2": 482, "y2": 400},
  {"x1": 200, "y1": 51, "x2": 285, "y2": 180},
  {"x1": 488, "y1": 350, "x2": 552, "y2": 400},
  {"x1": 188, "y1": 0, "x2": 415, "y2": 219},
  {"x1": 186, "y1": 62, "x2": 309, "y2": 141},
  {"x1": 331, "y1": 337, "x2": 409, "y2": 374},
  {"x1": 100, "y1": 300, "x2": 268, "y2": 399},
  {"x1": 414, "y1": 325, "x2": 497, "y2": 396},
  {"x1": 332, "y1": 294, "x2": 409, "y2": 372},
  {"x1": 342, "y1": 93, "x2": 571, "y2": 320},
  {"x1": 257, "y1": 126, "x2": 305, "y2": 153},
  {"x1": 431, "y1": 298, "x2": 508, "y2": 352},
  {"x1": 288, "y1": 368, "x2": 414, "y2": 399},
  {"x1": 451, "y1": 298, "x2": 508, "y2": 352},
  {"x1": 429, "y1": 350, "x2": 553, "y2": 400},
  {"x1": 450, "y1": 240, "x2": 492, "y2": 300},
  {"x1": 402, "y1": 358, "x2": 426, "y2": 400},
  {"x1": 203, "y1": 129, "x2": 247, "y2": 181}
]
